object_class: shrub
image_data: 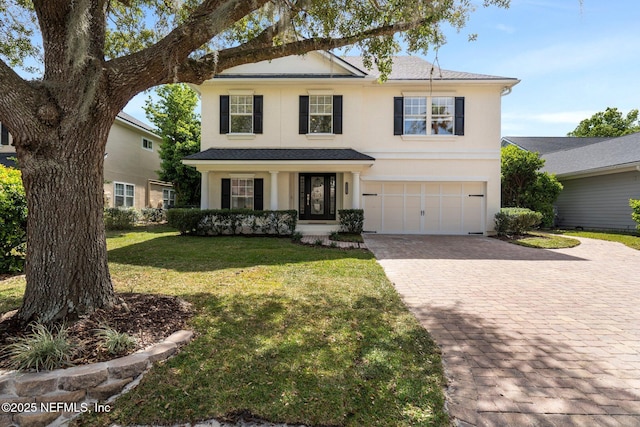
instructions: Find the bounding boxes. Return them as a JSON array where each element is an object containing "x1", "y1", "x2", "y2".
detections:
[
  {"x1": 0, "y1": 164, "x2": 27, "y2": 273},
  {"x1": 104, "y1": 207, "x2": 139, "y2": 230},
  {"x1": 167, "y1": 209, "x2": 298, "y2": 236},
  {"x1": 494, "y1": 207, "x2": 543, "y2": 236},
  {"x1": 4, "y1": 323, "x2": 74, "y2": 372},
  {"x1": 631, "y1": 199, "x2": 640, "y2": 231},
  {"x1": 95, "y1": 326, "x2": 136, "y2": 355},
  {"x1": 338, "y1": 209, "x2": 364, "y2": 234},
  {"x1": 141, "y1": 208, "x2": 166, "y2": 223}
]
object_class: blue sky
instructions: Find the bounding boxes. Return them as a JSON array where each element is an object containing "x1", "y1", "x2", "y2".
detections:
[{"x1": 124, "y1": 0, "x2": 640, "y2": 137}]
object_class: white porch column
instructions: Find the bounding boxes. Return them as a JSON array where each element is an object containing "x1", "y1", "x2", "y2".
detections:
[
  {"x1": 269, "y1": 171, "x2": 279, "y2": 210},
  {"x1": 200, "y1": 171, "x2": 210, "y2": 209},
  {"x1": 351, "y1": 171, "x2": 361, "y2": 209}
]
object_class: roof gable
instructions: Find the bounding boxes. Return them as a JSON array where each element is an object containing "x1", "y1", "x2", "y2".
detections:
[{"x1": 218, "y1": 51, "x2": 365, "y2": 78}]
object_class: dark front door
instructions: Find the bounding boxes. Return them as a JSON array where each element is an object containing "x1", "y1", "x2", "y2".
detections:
[{"x1": 299, "y1": 173, "x2": 336, "y2": 220}]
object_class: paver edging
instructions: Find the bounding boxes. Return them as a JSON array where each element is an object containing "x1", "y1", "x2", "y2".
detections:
[{"x1": 0, "y1": 329, "x2": 193, "y2": 426}]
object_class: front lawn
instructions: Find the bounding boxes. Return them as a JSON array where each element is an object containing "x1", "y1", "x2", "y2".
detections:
[
  {"x1": 1, "y1": 227, "x2": 448, "y2": 426},
  {"x1": 556, "y1": 229, "x2": 640, "y2": 250}
]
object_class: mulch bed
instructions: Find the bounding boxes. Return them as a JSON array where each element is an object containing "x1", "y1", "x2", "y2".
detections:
[{"x1": 0, "y1": 293, "x2": 193, "y2": 369}]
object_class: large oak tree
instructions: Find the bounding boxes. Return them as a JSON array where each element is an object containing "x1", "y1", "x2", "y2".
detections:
[{"x1": 0, "y1": 0, "x2": 509, "y2": 324}]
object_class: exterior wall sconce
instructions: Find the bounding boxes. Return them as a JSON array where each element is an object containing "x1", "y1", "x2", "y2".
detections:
[{"x1": 345, "y1": 182, "x2": 349, "y2": 195}]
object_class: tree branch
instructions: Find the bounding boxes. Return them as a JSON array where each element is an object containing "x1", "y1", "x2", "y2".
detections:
[
  {"x1": 106, "y1": 0, "x2": 270, "y2": 106},
  {"x1": 174, "y1": 19, "x2": 431, "y2": 84},
  {"x1": 0, "y1": 59, "x2": 42, "y2": 139}
]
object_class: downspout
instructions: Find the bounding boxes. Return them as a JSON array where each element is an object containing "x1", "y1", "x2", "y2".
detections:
[{"x1": 501, "y1": 86, "x2": 513, "y2": 97}]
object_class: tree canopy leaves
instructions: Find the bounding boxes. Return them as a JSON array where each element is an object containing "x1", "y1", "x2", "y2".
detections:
[
  {"x1": 501, "y1": 145, "x2": 562, "y2": 227},
  {"x1": 144, "y1": 84, "x2": 201, "y2": 207},
  {"x1": 568, "y1": 107, "x2": 640, "y2": 137}
]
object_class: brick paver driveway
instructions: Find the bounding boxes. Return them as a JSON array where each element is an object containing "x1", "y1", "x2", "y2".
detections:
[{"x1": 364, "y1": 235, "x2": 640, "y2": 427}]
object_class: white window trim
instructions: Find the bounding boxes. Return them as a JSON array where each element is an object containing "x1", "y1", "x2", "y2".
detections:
[
  {"x1": 114, "y1": 182, "x2": 135, "y2": 208},
  {"x1": 230, "y1": 177, "x2": 255, "y2": 210},
  {"x1": 401, "y1": 95, "x2": 457, "y2": 138},
  {"x1": 308, "y1": 94, "x2": 334, "y2": 135},
  {"x1": 229, "y1": 94, "x2": 254, "y2": 135},
  {"x1": 142, "y1": 137, "x2": 153, "y2": 151}
]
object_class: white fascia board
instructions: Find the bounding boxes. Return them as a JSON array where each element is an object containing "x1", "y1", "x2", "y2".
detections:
[
  {"x1": 556, "y1": 162, "x2": 640, "y2": 180},
  {"x1": 361, "y1": 175, "x2": 490, "y2": 182}
]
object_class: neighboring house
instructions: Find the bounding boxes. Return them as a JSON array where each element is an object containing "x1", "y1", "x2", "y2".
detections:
[
  {"x1": 501, "y1": 135, "x2": 640, "y2": 231},
  {"x1": 501, "y1": 136, "x2": 610, "y2": 155},
  {"x1": 184, "y1": 51, "x2": 519, "y2": 235},
  {"x1": 0, "y1": 113, "x2": 174, "y2": 210}
]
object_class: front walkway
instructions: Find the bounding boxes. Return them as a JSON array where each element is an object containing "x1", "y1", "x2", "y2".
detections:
[{"x1": 364, "y1": 234, "x2": 640, "y2": 426}]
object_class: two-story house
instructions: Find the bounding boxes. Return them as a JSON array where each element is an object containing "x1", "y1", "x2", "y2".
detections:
[
  {"x1": 184, "y1": 51, "x2": 519, "y2": 235},
  {"x1": 1, "y1": 112, "x2": 174, "y2": 210}
]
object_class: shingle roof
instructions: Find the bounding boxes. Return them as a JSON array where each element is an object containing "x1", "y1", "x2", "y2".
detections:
[
  {"x1": 502, "y1": 136, "x2": 612, "y2": 155},
  {"x1": 541, "y1": 132, "x2": 640, "y2": 176},
  {"x1": 184, "y1": 148, "x2": 375, "y2": 161},
  {"x1": 116, "y1": 112, "x2": 157, "y2": 134},
  {"x1": 342, "y1": 56, "x2": 517, "y2": 81}
]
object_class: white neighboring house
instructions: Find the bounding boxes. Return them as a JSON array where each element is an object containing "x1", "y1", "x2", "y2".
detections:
[
  {"x1": 0, "y1": 113, "x2": 174, "y2": 210},
  {"x1": 184, "y1": 51, "x2": 519, "y2": 235}
]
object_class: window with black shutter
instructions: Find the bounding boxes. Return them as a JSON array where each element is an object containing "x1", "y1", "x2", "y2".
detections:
[
  {"x1": 220, "y1": 95, "x2": 263, "y2": 134},
  {"x1": 299, "y1": 95, "x2": 342, "y2": 134}
]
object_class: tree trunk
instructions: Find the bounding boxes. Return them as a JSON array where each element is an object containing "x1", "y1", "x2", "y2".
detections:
[{"x1": 17, "y1": 117, "x2": 115, "y2": 324}]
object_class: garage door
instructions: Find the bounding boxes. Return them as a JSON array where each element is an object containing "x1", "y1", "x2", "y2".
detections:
[{"x1": 361, "y1": 181, "x2": 485, "y2": 235}]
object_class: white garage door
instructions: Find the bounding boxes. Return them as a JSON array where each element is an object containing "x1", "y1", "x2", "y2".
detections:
[{"x1": 362, "y1": 181, "x2": 485, "y2": 235}]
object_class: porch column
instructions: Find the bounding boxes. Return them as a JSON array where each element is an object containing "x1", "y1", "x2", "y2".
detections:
[
  {"x1": 269, "y1": 171, "x2": 279, "y2": 210},
  {"x1": 200, "y1": 171, "x2": 210, "y2": 209},
  {"x1": 351, "y1": 171, "x2": 361, "y2": 209}
]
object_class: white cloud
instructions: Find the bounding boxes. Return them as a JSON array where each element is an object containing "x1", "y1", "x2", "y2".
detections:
[{"x1": 495, "y1": 24, "x2": 515, "y2": 34}]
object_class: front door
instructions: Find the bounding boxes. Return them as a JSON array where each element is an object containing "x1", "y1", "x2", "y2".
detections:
[{"x1": 299, "y1": 173, "x2": 336, "y2": 220}]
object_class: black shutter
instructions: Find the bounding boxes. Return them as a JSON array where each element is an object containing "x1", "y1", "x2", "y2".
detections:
[
  {"x1": 220, "y1": 96, "x2": 230, "y2": 134},
  {"x1": 221, "y1": 179, "x2": 231, "y2": 209},
  {"x1": 0, "y1": 123, "x2": 8, "y2": 146},
  {"x1": 254, "y1": 179, "x2": 264, "y2": 211},
  {"x1": 299, "y1": 96, "x2": 309, "y2": 134},
  {"x1": 455, "y1": 97, "x2": 465, "y2": 136},
  {"x1": 333, "y1": 95, "x2": 343, "y2": 134},
  {"x1": 393, "y1": 97, "x2": 404, "y2": 135},
  {"x1": 253, "y1": 95, "x2": 263, "y2": 134}
]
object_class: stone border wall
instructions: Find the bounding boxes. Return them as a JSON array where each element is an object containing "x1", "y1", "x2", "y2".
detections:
[{"x1": 0, "y1": 330, "x2": 193, "y2": 427}]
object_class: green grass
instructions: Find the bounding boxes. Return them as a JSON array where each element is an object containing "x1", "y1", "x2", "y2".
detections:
[
  {"x1": 510, "y1": 232, "x2": 581, "y2": 249},
  {"x1": 1, "y1": 226, "x2": 448, "y2": 426},
  {"x1": 556, "y1": 229, "x2": 640, "y2": 250}
]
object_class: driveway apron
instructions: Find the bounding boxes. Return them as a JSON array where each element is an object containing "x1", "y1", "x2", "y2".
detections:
[{"x1": 364, "y1": 235, "x2": 640, "y2": 427}]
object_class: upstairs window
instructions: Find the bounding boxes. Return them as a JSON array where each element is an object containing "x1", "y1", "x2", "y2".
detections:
[
  {"x1": 230, "y1": 95, "x2": 254, "y2": 133},
  {"x1": 220, "y1": 95, "x2": 263, "y2": 134},
  {"x1": 142, "y1": 138, "x2": 153, "y2": 151},
  {"x1": 299, "y1": 95, "x2": 343, "y2": 135},
  {"x1": 309, "y1": 95, "x2": 333, "y2": 133},
  {"x1": 394, "y1": 96, "x2": 464, "y2": 136}
]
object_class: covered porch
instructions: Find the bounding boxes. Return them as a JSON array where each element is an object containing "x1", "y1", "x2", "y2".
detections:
[{"x1": 183, "y1": 148, "x2": 375, "y2": 235}]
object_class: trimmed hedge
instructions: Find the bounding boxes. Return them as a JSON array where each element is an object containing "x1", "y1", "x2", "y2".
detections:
[
  {"x1": 141, "y1": 208, "x2": 166, "y2": 223},
  {"x1": 104, "y1": 208, "x2": 140, "y2": 230},
  {"x1": 167, "y1": 209, "x2": 298, "y2": 236},
  {"x1": 494, "y1": 207, "x2": 543, "y2": 236},
  {"x1": 631, "y1": 199, "x2": 640, "y2": 231},
  {"x1": 338, "y1": 209, "x2": 364, "y2": 234}
]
